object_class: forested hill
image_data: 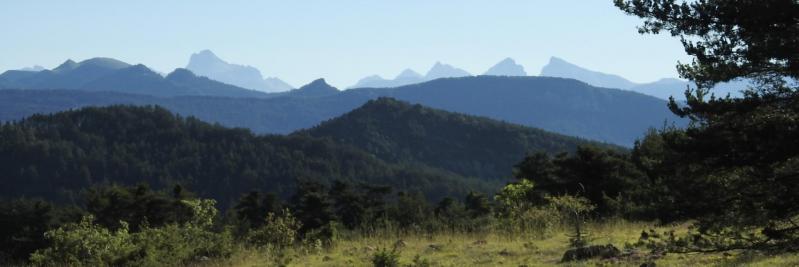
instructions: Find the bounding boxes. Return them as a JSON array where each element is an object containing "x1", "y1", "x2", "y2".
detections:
[
  {"x1": 300, "y1": 98, "x2": 614, "y2": 180},
  {"x1": 0, "y1": 105, "x2": 492, "y2": 206}
]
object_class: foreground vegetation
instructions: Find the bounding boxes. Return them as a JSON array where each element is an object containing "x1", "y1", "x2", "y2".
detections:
[
  {"x1": 3, "y1": 181, "x2": 797, "y2": 266},
  {"x1": 204, "y1": 221, "x2": 799, "y2": 267}
]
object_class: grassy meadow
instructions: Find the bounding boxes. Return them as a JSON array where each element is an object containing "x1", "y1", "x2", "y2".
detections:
[{"x1": 202, "y1": 220, "x2": 799, "y2": 267}]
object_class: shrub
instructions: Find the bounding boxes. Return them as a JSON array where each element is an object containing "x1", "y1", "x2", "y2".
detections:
[
  {"x1": 408, "y1": 254, "x2": 432, "y2": 267},
  {"x1": 30, "y1": 199, "x2": 234, "y2": 267},
  {"x1": 127, "y1": 224, "x2": 234, "y2": 266},
  {"x1": 371, "y1": 248, "x2": 400, "y2": 267},
  {"x1": 181, "y1": 198, "x2": 219, "y2": 229},
  {"x1": 499, "y1": 206, "x2": 561, "y2": 239},
  {"x1": 302, "y1": 220, "x2": 341, "y2": 249},
  {"x1": 29, "y1": 215, "x2": 136, "y2": 267},
  {"x1": 246, "y1": 209, "x2": 302, "y2": 248}
]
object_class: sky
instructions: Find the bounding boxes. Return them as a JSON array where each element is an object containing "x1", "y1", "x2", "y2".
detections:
[{"x1": 0, "y1": 0, "x2": 693, "y2": 88}]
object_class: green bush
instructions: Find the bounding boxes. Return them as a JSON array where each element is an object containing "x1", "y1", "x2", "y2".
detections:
[
  {"x1": 371, "y1": 248, "x2": 400, "y2": 267},
  {"x1": 127, "y1": 224, "x2": 234, "y2": 266},
  {"x1": 30, "y1": 198, "x2": 234, "y2": 267},
  {"x1": 246, "y1": 209, "x2": 302, "y2": 248},
  {"x1": 408, "y1": 254, "x2": 432, "y2": 267},
  {"x1": 29, "y1": 215, "x2": 136, "y2": 267},
  {"x1": 302, "y1": 220, "x2": 341, "y2": 249},
  {"x1": 498, "y1": 206, "x2": 561, "y2": 239},
  {"x1": 494, "y1": 180, "x2": 562, "y2": 238}
]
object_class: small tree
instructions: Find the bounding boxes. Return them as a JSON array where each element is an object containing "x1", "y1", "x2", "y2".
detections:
[
  {"x1": 292, "y1": 180, "x2": 335, "y2": 234},
  {"x1": 371, "y1": 247, "x2": 400, "y2": 267},
  {"x1": 547, "y1": 195, "x2": 595, "y2": 248}
]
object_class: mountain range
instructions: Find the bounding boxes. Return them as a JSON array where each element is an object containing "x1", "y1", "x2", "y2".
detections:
[
  {"x1": 0, "y1": 75, "x2": 684, "y2": 146},
  {"x1": 349, "y1": 56, "x2": 749, "y2": 101},
  {"x1": 186, "y1": 50, "x2": 293, "y2": 92},
  {"x1": 350, "y1": 58, "x2": 527, "y2": 88},
  {"x1": 0, "y1": 57, "x2": 275, "y2": 98},
  {"x1": 3, "y1": 54, "x2": 750, "y2": 101},
  {"x1": 540, "y1": 56, "x2": 750, "y2": 100},
  {"x1": 350, "y1": 61, "x2": 473, "y2": 89}
]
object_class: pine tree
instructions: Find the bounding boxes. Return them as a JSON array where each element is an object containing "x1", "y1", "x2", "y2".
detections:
[{"x1": 616, "y1": 0, "x2": 799, "y2": 249}]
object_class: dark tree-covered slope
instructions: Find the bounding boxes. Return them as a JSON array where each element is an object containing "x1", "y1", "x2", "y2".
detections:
[
  {"x1": 301, "y1": 98, "x2": 614, "y2": 180},
  {"x1": 0, "y1": 106, "x2": 490, "y2": 206}
]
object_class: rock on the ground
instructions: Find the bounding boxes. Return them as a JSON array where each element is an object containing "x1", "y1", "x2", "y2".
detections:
[{"x1": 561, "y1": 244, "x2": 621, "y2": 262}]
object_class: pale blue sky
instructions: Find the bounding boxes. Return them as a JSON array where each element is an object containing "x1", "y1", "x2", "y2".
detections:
[{"x1": 0, "y1": 0, "x2": 691, "y2": 88}]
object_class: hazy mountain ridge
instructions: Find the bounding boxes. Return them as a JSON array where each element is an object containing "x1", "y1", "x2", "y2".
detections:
[
  {"x1": 540, "y1": 57, "x2": 637, "y2": 89},
  {"x1": 0, "y1": 76, "x2": 684, "y2": 146},
  {"x1": 186, "y1": 50, "x2": 293, "y2": 92},
  {"x1": 540, "y1": 56, "x2": 750, "y2": 100},
  {"x1": 2, "y1": 55, "x2": 749, "y2": 100},
  {"x1": 350, "y1": 61, "x2": 473, "y2": 88},
  {"x1": 483, "y1": 58, "x2": 527, "y2": 76},
  {"x1": 0, "y1": 57, "x2": 277, "y2": 98},
  {"x1": 350, "y1": 58, "x2": 528, "y2": 89}
]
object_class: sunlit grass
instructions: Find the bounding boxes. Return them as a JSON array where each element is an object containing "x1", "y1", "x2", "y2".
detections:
[{"x1": 198, "y1": 220, "x2": 799, "y2": 266}]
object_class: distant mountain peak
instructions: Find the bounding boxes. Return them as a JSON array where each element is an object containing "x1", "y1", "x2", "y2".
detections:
[
  {"x1": 351, "y1": 63, "x2": 471, "y2": 88},
  {"x1": 290, "y1": 78, "x2": 339, "y2": 98},
  {"x1": 540, "y1": 56, "x2": 636, "y2": 89},
  {"x1": 396, "y1": 69, "x2": 422, "y2": 80},
  {"x1": 186, "y1": 50, "x2": 292, "y2": 92},
  {"x1": 53, "y1": 59, "x2": 78, "y2": 72},
  {"x1": 129, "y1": 63, "x2": 149, "y2": 69},
  {"x1": 349, "y1": 75, "x2": 391, "y2": 89},
  {"x1": 190, "y1": 49, "x2": 225, "y2": 65},
  {"x1": 425, "y1": 61, "x2": 471, "y2": 80},
  {"x1": 197, "y1": 49, "x2": 216, "y2": 56},
  {"x1": 484, "y1": 57, "x2": 527, "y2": 76},
  {"x1": 546, "y1": 57, "x2": 579, "y2": 68},
  {"x1": 362, "y1": 75, "x2": 385, "y2": 81},
  {"x1": 78, "y1": 58, "x2": 132, "y2": 69},
  {"x1": 165, "y1": 68, "x2": 197, "y2": 80},
  {"x1": 304, "y1": 78, "x2": 334, "y2": 88}
]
